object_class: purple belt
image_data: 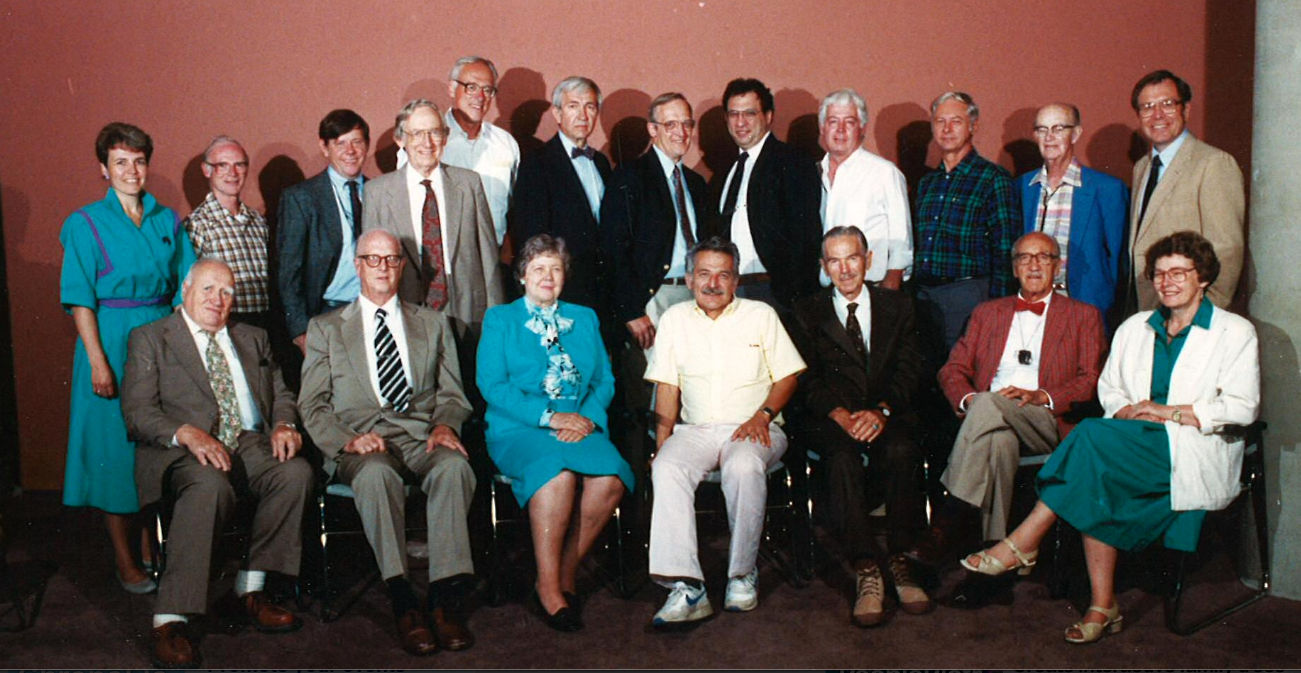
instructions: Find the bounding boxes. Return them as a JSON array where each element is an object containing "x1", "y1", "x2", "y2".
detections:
[{"x1": 100, "y1": 295, "x2": 170, "y2": 308}]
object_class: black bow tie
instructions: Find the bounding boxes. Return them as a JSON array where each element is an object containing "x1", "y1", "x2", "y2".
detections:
[{"x1": 571, "y1": 145, "x2": 597, "y2": 160}]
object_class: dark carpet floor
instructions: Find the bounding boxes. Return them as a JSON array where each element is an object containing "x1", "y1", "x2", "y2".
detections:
[{"x1": 3, "y1": 489, "x2": 1299, "y2": 670}]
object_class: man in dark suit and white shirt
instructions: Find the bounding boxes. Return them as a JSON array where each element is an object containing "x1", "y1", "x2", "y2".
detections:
[
  {"x1": 709, "y1": 77, "x2": 822, "y2": 312},
  {"x1": 299, "y1": 229, "x2": 477, "y2": 656},
  {"x1": 791, "y1": 227, "x2": 929, "y2": 628},
  {"x1": 510, "y1": 76, "x2": 612, "y2": 311},
  {"x1": 276, "y1": 109, "x2": 370, "y2": 359},
  {"x1": 123, "y1": 259, "x2": 311, "y2": 669}
]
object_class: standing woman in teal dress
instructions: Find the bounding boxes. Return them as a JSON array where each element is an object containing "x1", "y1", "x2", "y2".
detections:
[
  {"x1": 478, "y1": 234, "x2": 633, "y2": 633},
  {"x1": 59, "y1": 122, "x2": 195, "y2": 593},
  {"x1": 960, "y1": 231, "x2": 1259, "y2": 644}
]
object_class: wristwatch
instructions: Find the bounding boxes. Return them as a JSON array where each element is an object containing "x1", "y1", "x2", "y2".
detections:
[
  {"x1": 1172, "y1": 408, "x2": 1183, "y2": 424},
  {"x1": 876, "y1": 405, "x2": 892, "y2": 418},
  {"x1": 760, "y1": 406, "x2": 776, "y2": 420}
]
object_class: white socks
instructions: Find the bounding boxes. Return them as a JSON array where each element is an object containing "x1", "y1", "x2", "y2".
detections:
[{"x1": 235, "y1": 570, "x2": 266, "y2": 596}]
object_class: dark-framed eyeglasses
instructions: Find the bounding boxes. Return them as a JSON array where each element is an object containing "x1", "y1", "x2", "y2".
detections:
[
  {"x1": 357, "y1": 254, "x2": 403, "y2": 268},
  {"x1": 1013, "y1": 252, "x2": 1058, "y2": 266},
  {"x1": 1137, "y1": 98, "x2": 1183, "y2": 118},
  {"x1": 651, "y1": 119, "x2": 697, "y2": 133},
  {"x1": 205, "y1": 160, "x2": 250, "y2": 174},
  {"x1": 454, "y1": 80, "x2": 498, "y2": 97},
  {"x1": 1032, "y1": 124, "x2": 1076, "y2": 137},
  {"x1": 1153, "y1": 266, "x2": 1196, "y2": 283}
]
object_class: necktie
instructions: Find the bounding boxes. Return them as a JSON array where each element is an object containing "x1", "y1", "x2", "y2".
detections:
[
  {"x1": 571, "y1": 145, "x2": 597, "y2": 160},
  {"x1": 420, "y1": 179, "x2": 449, "y2": 310},
  {"x1": 1136, "y1": 154, "x2": 1163, "y2": 229},
  {"x1": 720, "y1": 151, "x2": 750, "y2": 219},
  {"x1": 672, "y1": 164, "x2": 695, "y2": 247},
  {"x1": 845, "y1": 302, "x2": 868, "y2": 363},
  {"x1": 204, "y1": 331, "x2": 242, "y2": 450},
  {"x1": 346, "y1": 180, "x2": 363, "y2": 240},
  {"x1": 1014, "y1": 297, "x2": 1047, "y2": 315},
  {"x1": 374, "y1": 308, "x2": 412, "y2": 412}
]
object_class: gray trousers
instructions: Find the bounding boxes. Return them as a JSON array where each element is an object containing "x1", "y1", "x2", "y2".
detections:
[
  {"x1": 336, "y1": 442, "x2": 476, "y2": 583},
  {"x1": 157, "y1": 433, "x2": 313, "y2": 615},
  {"x1": 940, "y1": 392, "x2": 1058, "y2": 541}
]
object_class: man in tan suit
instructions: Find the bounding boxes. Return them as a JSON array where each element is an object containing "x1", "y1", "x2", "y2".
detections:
[
  {"x1": 123, "y1": 259, "x2": 311, "y2": 669},
  {"x1": 299, "y1": 229, "x2": 477, "y2": 657},
  {"x1": 1125, "y1": 69, "x2": 1245, "y2": 313}
]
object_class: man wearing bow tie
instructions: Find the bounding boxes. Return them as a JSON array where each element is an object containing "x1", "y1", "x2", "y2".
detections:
[
  {"x1": 907, "y1": 232, "x2": 1105, "y2": 570},
  {"x1": 509, "y1": 76, "x2": 612, "y2": 312}
]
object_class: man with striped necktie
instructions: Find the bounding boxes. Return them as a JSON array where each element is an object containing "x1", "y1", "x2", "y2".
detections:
[{"x1": 299, "y1": 229, "x2": 477, "y2": 656}]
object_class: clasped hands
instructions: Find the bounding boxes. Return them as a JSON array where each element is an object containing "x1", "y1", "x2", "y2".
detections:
[
  {"x1": 830, "y1": 407, "x2": 888, "y2": 444},
  {"x1": 1115, "y1": 399, "x2": 1184, "y2": 424},
  {"x1": 550, "y1": 412, "x2": 595, "y2": 443}
]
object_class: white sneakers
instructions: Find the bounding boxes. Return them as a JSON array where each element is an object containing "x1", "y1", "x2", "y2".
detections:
[
  {"x1": 723, "y1": 569, "x2": 759, "y2": 612},
  {"x1": 652, "y1": 581, "x2": 713, "y2": 626}
]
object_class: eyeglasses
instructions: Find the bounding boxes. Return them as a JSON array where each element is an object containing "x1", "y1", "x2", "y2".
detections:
[
  {"x1": 454, "y1": 80, "x2": 498, "y2": 97},
  {"x1": 1013, "y1": 252, "x2": 1059, "y2": 266},
  {"x1": 357, "y1": 254, "x2": 403, "y2": 268},
  {"x1": 1137, "y1": 98, "x2": 1183, "y2": 118},
  {"x1": 404, "y1": 128, "x2": 450, "y2": 143},
  {"x1": 726, "y1": 109, "x2": 762, "y2": 121},
  {"x1": 205, "y1": 161, "x2": 249, "y2": 174},
  {"x1": 1152, "y1": 266, "x2": 1196, "y2": 283},
  {"x1": 651, "y1": 119, "x2": 696, "y2": 133},
  {"x1": 1032, "y1": 124, "x2": 1076, "y2": 137}
]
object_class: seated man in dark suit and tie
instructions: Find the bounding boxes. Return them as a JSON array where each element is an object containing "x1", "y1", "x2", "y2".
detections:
[
  {"x1": 299, "y1": 229, "x2": 477, "y2": 656},
  {"x1": 510, "y1": 76, "x2": 612, "y2": 312},
  {"x1": 791, "y1": 227, "x2": 929, "y2": 628},
  {"x1": 599, "y1": 92, "x2": 708, "y2": 476},
  {"x1": 906, "y1": 232, "x2": 1106, "y2": 591},
  {"x1": 122, "y1": 259, "x2": 312, "y2": 669}
]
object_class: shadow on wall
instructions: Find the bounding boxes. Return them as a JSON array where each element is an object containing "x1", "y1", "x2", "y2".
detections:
[
  {"x1": 1084, "y1": 123, "x2": 1146, "y2": 182},
  {"x1": 600, "y1": 88, "x2": 650, "y2": 170},
  {"x1": 874, "y1": 102, "x2": 931, "y2": 203},
  {"x1": 774, "y1": 88, "x2": 821, "y2": 162},
  {"x1": 182, "y1": 154, "x2": 208, "y2": 211},
  {"x1": 695, "y1": 100, "x2": 729, "y2": 181},
  {"x1": 1252, "y1": 319, "x2": 1299, "y2": 536},
  {"x1": 1000, "y1": 107, "x2": 1041, "y2": 178},
  {"x1": 254, "y1": 144, "x2": 308, "y2": 236},
  {"x1": 495, "y1": 67, "x2": 549, "y2": 157}
]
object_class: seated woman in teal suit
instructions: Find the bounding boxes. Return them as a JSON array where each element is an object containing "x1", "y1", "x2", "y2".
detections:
[
  {"x1": 477, "y1": 233, "x2": 633, "y2": 633},
  {"x1": 960, "y1": 231, "x2": 1259, "y2": 645}
]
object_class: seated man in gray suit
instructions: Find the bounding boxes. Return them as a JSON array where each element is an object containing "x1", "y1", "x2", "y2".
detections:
[
  {"x1": 299, "y1": 229, "x2": 477, "y2": 656},
  {"x1": 123, "y1": 259, "x2": 311, "y2": 669}
]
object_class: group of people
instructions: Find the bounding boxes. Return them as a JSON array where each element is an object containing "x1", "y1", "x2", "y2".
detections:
[{"x1": 57, "y1": 55, "x2": 1258, "y2": 668}]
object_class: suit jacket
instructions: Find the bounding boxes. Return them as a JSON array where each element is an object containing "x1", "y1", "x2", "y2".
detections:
[
  {"x1": 707, "y1": 135, "x2": 822, "y2": 306},
  {"x1": 791, "y1": 286, "x2": 922, "y2": 422},
  {"x1": 122, "y1": 313, "x2": 297, "y2": 507},
  {"x1": 938, "y1": 293, "x2": 1106, "y2": 438},
  {"x1": 600, "y1": 149, "x2": 709, "y2": 325},
  {"x1": 1129, "y1": 135, "x2": 1245, "y2": 309},
  {"x1": 362, "y1": 164, "x2": 504, "y2": 332},
  {"x1": 277, "y1": 170, "x2": 355, "y2": 338},
  {"x1": 1018, "y1": 165, "x2": 1129, "y2": 317},
  {"x1": 298, "y1": 299, "x2": 472, "y2": 461},
  {"x1": 509, "y1": 134, "x2": 612, "y2": 310}
]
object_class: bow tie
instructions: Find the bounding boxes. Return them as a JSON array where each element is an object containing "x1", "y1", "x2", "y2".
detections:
[
  {"x1": 1014, "y1": 298, "x2": 1046, "y2": 315},
  {"x1": 571, "y1": 145, "x2": 597, "y2": 160}
]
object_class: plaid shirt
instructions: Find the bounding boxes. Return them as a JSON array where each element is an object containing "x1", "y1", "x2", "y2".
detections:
[
  {"x1": 913, "y1": 150, "x2": 1019, "y2": 296},
  {"x1": 183, "y1": 191, "x2": 270, "y2": 313},
  {"x1": 1030, "y1": 160, "x2": 1082, "y2": 293}
]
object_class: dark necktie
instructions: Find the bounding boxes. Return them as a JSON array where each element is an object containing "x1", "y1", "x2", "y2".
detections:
[
  {"x1": 720, "y1": 151, "x2": 750, "y2": 219},
  {"x1": 1014, "y1": 297, "x2": 1046, "y2": 315},
  {"x1": 419, "y1": 179, "x2": 449, "y2": 310},
  {"x1": 672, "y1": 164, "x2": 695, "y2": 247},
  {"x1": 571, "y1": 145, "x2": 597, "y2": 160},
  {"x1": 204, "y1": 331, "x2": 242, "y2": 450},
  {"x1": 374, "y1": 308, "x2": 412, "y2": 412},
  {"x1": 346, "y1": 179, "x2": 363, "y2": 240},
  {"x1": 1136, "y1": 154, "x2": 1163, "y2": 229},
  {"x1": 845, "y1": 302, "x2": 868, "y2": 363}
]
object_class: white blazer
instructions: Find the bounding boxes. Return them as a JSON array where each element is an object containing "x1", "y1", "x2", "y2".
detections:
[{"x1": 1098, "y1": 304, "x2": 1259, "y2": 511}]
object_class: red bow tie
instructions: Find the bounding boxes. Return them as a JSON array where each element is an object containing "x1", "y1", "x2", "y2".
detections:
[{"x1": 1014, "y1": 298, "x2": 1046, "y2": 315}]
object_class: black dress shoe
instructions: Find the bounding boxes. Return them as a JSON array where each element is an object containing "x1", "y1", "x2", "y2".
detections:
[
  {"x1": 533, "y1": 592, "x2": 582, "y2": 632},
  {"x1": 563, "y1": 591, "x2": 583, "y2": 621},
  {"x1": 945, "y1": 574, "x2": 1014, "y2": 610}
]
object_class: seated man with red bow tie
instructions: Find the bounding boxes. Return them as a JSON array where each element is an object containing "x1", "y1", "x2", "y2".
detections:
[{"x1": 908, "y1": 232, "x2": 1106, "y2": 570}]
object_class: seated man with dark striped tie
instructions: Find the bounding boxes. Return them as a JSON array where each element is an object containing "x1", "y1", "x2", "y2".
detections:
[{"x1": 299, "y1": 229, "x2": 478, "y2": 657}]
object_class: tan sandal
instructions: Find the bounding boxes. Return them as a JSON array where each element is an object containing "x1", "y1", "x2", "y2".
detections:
[
  {"x1": 1065, "y1": 604, "x2": 1124, "y2": 644},
  {"x1": 960, "y1": 537, "x2": 1039, "y2": 576}
]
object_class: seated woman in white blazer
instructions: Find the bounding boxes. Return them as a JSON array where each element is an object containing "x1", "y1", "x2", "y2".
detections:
[{"x1": 960, "y1": 230, "x2": 1259, "y2": 644}]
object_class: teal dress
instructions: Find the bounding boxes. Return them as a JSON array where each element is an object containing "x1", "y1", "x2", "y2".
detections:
[
  {"x1": 478, "y1": 298, "x2": 634, "y2": 507},
  {"x1": 1036, "y1": 298, "x2": 1213, "y2": 552},
  {"x1": 59, "y1": 189, "x2": 195, "y2": 513}
]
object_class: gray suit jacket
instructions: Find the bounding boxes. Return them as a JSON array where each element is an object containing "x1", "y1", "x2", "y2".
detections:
[
  {"x1": 361, "y1": 164, "x2": 503, "y2": 333},
  {"x1": 298, "y1": 298, "x2": 472, "y2": 461},
  {"x1": 1129, "y1": 135, "x2": 1245, "y2": 309},
  {"x1": 122, "y1": 312, "x2": 297, "y2": 508}
]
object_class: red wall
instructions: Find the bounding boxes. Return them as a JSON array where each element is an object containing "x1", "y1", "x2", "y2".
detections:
[{"x1": 0, "y1": 1, "x2": 1253, "y2": 489}]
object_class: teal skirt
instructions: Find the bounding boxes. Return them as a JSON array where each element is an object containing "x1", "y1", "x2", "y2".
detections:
[
  {"x1": 1037, "y1": 417, "x2": 1206, "y2": 552},
  {"x1": 487, "y1": 427, "x2": 634, "y2": 508}
]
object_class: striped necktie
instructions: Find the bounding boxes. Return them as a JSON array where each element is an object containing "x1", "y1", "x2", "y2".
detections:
[{"x1": 374, "y1": 308, "x2": 412, "y2": 412}]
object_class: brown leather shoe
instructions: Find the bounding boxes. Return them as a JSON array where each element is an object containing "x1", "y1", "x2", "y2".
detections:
[
  {"x1": 430, "y1": 606, "x2": 474, "y2": 651},
  {"x1": 397, "y1": 609, "x2": 439, "y2": 656},
  {"x1": 151, "y1": 621, "x2": 200, "y2": 669},
  {"x1": 243, "y1": 591, "x2": 303, "y2": 633}
]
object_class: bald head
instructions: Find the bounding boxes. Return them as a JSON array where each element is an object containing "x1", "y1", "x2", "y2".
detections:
[
  {"x1": 357, "y1": 228, "x2": 400, "y2": 256},
  {"x1": 1033, "y1": 103, "x2": 1082, "y2": 167}
]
